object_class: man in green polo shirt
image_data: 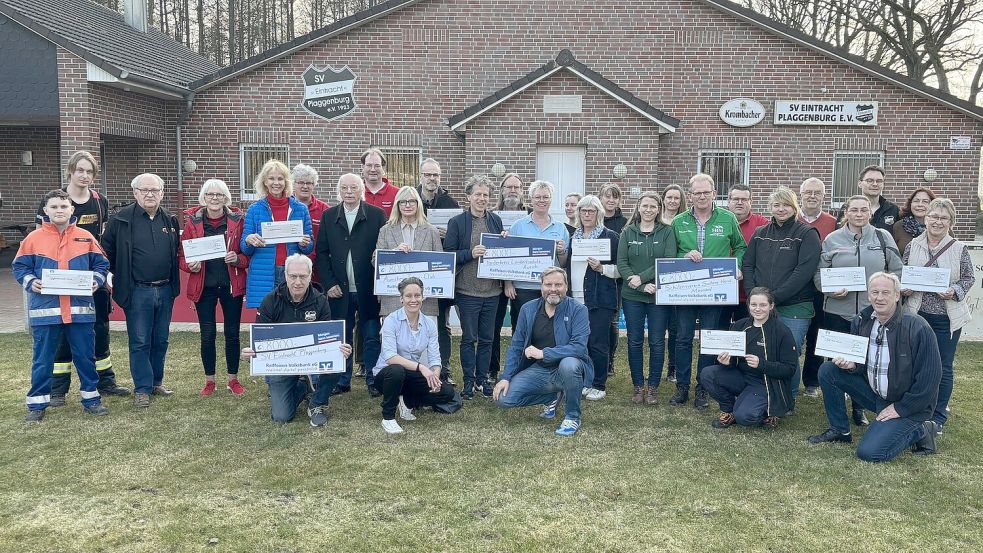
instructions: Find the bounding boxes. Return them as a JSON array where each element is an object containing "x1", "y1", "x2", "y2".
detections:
[{"x1": 670, "y1": 173, "x2": 746, "y2": 409}]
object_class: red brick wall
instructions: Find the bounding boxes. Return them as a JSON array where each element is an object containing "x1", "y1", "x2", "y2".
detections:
[
  {"x1": 0, "y1": 126, "x2": 60, "y2": 242},
  {"x1": 175, "y1": 0, "x2": 982, "y2": 238}
]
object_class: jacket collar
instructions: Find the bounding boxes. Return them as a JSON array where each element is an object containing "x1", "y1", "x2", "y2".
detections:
[
  {"x1": 859, "y1": 303, "x2": 904, "y2": 329},
  {"x1": 186, "y1": 206, "x2": 243, "y2": 223},
  {"x1": 334, "y1": 201, "x2": 367, "y2": 223}
]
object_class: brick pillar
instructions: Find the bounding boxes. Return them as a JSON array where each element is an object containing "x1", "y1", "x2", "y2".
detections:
[{"x1": 57, "y1": 48, "x2": 100, "y2": 169}]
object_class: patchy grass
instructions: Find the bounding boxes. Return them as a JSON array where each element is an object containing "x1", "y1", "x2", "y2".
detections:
[{"x1": 0, "y1": 332, "x2": 981, "y2": 552}]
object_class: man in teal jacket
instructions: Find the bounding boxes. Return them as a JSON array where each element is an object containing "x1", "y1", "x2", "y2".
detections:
[{"x1": 670, "y1": 173, "x2": 747, "y2": 409}]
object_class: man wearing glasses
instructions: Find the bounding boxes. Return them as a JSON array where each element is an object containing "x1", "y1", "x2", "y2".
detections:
[
  {"x1": 292, "y1": 164, "x2": 330, "y2": 284},
  {"x1": 837, "y1": 165, "x2": 899, "y2": 231},
  {"x1": 361, "y1": 148, "x2": 399, "y2": 217},
  {"x1": 808, "y1": 272, "x2": 941, "y2": 461},
  {"x1": 102, "y1": 174, "x2": 181, "y2": 408},
  {"x1": 721, "y1": 183, "x2": 768, "y2": 326},
  {"x1": 671, "y1": 173, "x2": 747, "y2": 409}
]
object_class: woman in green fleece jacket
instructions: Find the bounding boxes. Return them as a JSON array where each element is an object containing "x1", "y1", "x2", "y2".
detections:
[{"x1": 617, "y1": 192, "x2": 677, "y2": 405}]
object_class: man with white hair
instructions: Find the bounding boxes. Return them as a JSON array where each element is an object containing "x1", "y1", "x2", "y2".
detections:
[
  {"x1": 493, "y1": 267, "x2": 593, "y2": 437},
  {"x1": 808, "y1": 272, "x2": 942, "y2": 461},
  {"x1": 242, "y1": 254, "x2": 352, "y2": 426},
  {"x1": 316, "y1": 173, "x2": 387, "y2": 395},
  {"x1": 102, "y1": 173, "x2": 181, "y2": 408},
  {"x1": 292, "y1": 164, "x2": 330, "y2": 283}
]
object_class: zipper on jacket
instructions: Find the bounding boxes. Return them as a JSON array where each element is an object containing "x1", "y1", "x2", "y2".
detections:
[
  {"x1": 854, "y1": 233, "x2": 862, "y2": 315},
  {"x1": 760, "y1": 324, "x2": 772, "y2": 416}
]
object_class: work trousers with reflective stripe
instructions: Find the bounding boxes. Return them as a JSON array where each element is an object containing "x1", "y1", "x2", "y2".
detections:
[
  {"x1": 51, "y1": 286, "x2": 117, "y2": 395},
  {"x1": 28, "y1": 322, "x2": 101, "y2": 411}
]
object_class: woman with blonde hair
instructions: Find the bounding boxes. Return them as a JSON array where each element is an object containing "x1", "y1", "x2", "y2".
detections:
[
  {"x1": 241, "y1": 159, "x2": 314, "y2": 308},
  {"x1": 375, "y1": 186, "x2": 442, "y2": 318}
]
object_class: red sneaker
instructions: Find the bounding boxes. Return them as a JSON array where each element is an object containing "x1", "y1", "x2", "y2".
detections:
[
  {"x1": 200, "y1": 381, "x2": 216, "y2": 397},
  {"x1": 227, "y1": 379, "x2": 246, "y2": 397}
]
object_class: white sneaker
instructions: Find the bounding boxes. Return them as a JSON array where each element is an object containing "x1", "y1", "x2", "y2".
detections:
[
  {"x1": 586, "y1": 389, "x2": 607, "y2": 401},
  {"x1": 381, "y1": 419, "x2": 404, "y2": 434},
  {"x1": 398, "y1": 396, "x2": 416, "y2": 421},
  {"x1": 581, "y1": 387, "x2": 592, "y2": 397}
]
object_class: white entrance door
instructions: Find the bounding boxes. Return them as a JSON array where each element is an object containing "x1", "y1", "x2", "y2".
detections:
[{"x1": 536, "y1": 145, "x2": 586, "y2": 220}]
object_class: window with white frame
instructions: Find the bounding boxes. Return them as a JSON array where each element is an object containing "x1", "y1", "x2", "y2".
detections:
[
  {"x1": 239, "y1": 144, "x2": 290, "y2": 201},
  {"x1": 378, "y1": 147, "x2": 422, "y2": 188},
  {"x1": 831, "y1": 151, "x2": 884, "y2": 208},
  {"x1": 698, "y1": 149, "x2": 750, "y2": 203}
]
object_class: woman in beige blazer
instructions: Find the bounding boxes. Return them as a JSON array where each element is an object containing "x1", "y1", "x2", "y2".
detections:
[{"x1": 375, "y1": 186, "x2": 442, "y2": 318}]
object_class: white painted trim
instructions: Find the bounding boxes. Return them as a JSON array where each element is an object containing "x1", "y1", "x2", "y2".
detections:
[{"x1": 87, "y1": 62, "x2": 118, "y2": 83}]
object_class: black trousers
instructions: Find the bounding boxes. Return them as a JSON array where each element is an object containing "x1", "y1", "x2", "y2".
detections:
[
  {"x1": 51, "y1": 286, "x2": 116, "y2": 394},
  {"x1": 489, "y1": 293, "x2": 509, "y2": 380},
  {"x1": 801, "y1": 290, "x2": 826, "y2": 388},
  {"x1": 196, "y1": 286, "x2": 244, "y2": 376},
  {"x1": 437, "y1": 298, "x2": 455, "y2": 379},
  {"x1": 372, "y1": 364, "x2": 457, "y2": 419}
]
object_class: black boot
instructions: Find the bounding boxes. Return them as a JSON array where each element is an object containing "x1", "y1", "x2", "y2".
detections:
[{"x1": 669, "y1": 386, "x2": 689, "y2": 405}]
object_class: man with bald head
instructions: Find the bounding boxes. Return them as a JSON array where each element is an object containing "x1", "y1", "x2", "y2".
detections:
[{"x1": 102, "y1": 173, "x2": 181, "y2": 408}]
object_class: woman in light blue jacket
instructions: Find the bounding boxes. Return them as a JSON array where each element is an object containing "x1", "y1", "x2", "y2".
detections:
[{"x1": 241, "y1": 159, "x2": 313, "y2": 308}]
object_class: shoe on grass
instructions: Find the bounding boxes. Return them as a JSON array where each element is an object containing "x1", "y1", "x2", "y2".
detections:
[
  {"x1": 200, "y1": 381, "x2": 216, "y2": 397},
  {"x1": 693, "y1": 387, "x2": 709, "y2": 410},
  {"x1": 851, "y1": 407, "x2": 869, "y2": 427},
  {"x1": 331, "y1": 384, "x2": 351, "y2": 396},
  {"x1": 631, "y1": 386, "x2": 644, "y2": 404},
  {"x1": 25, "y1": 409, "x2": 45, "y2": 422},
  {"x1": 99, "y1": 384, "x2": 131, "y2": 397},
  {"x1": 381, "y1": 419, "x2": 404, "y2": 434},
  {"x1": 712, "y1": 412, "x2": 735, "y2": 429},
  {"x1": 151, "y1": 385, "x2": 174, "y2": 396},
  {"x1": 802, "y1": 386, "x2": 820, "y2": 398},
  {"x1": 84, "y1": 404, "x2": 109, "y2": 416},
  {"x1": 540, "y1": 396, "x2": 560, "y2": 419},
  {"x1": 669, "y1": 386, "x2": 688, "y2": 405},
  {"x1": 761, "y1": 415, "x2": 778, "y2": 429},
  {"x1": 666, "y1": 366, "x2": 677, "y2": 383},
  {"x1": 227, "y1": 378, "x2": 246, "y2": 397},
  {"x1": 912, "y1": 420, "x2": 939, "y2": 455},
  {"x1": 354, "y1": 365, "x2": 366, "y2": 378},
  {"x1": 398, "y1": 396, "x2": 416, "y2": 421},
  {"x1": 133, "y1": 393, "x2": 150, "y2": 408},
  {"x1": 554, "y1": 418, "x2": 580, "y2": 437},
  {"x1": 308, "y1": 405, "x2": 327, "y2": 427},
  {"x1": 644, "y1": 387, "x2": 658, "y2": 405},
  {"x1": 586, "y1": 388, "x2": 606, "y2": 401},
  {"x1": 581, "y1": 387, "x2": 592, "y2": 397},
  {"x1": 49, "y1": 395, "x2": 66, "y2": 408},
  {"x1": 807, "y1": 428, "x2": 852, "y2": 444}
]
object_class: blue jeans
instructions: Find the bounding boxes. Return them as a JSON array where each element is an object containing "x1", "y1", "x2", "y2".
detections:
[
  {"x1": 267, "y1": 372, "x2": 341, "y2": 422},
  {"x1": 779, "y1": 315, "x2": 811, "y2": 406},
  {"x1": 622, "y1": 299, "x2": 671, "y2": 388},
  {"x1": 495, "y1": 358, "x2": 587, "y2": 422},
  {"x1": 124, "y1": 285, "x2": 175, "y2": 395},
  {"x1": 337, "y1": 293, "x2": 381, "y2": 389},
  {"x1": 589, "y1": 307, "x2": 616, "y2": 390},
  {"x1": 700, "y1": 364, "x2": 768, "y2": 426},
  {"x1": 28, "y1": 323, "x2": 101, "y2": 410},
  {"x1": 676, "y1": 305, "x2": 723, "y2": 391},
  {"x1": 457, "y1": 294, "x2": 499, "y2": 389},
  {"x1": 818, "y1": 362, "x2": 928, "y2": 462},
  {"x1": 918, "y1": 311, "x2": 959, "y2": 426}
]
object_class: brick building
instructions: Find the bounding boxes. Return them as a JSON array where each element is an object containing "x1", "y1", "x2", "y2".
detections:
[{"x1": 3, "y1": 0, "x2": 983, "y2": 242}]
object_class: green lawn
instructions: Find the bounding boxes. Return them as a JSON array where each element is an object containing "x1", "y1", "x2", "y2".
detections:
[{"x1": 0, "y1": 332, "x2": 980, "y2": 552}]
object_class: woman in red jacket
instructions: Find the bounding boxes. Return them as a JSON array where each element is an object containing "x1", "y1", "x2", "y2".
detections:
[{"x1": 179, "y1": 179, "x2": 250, "y2": 397}]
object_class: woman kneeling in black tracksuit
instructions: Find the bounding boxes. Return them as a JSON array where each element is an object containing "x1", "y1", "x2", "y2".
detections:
[{"x1": 699, "y1": 287, "x2": 798, "y2": 429}]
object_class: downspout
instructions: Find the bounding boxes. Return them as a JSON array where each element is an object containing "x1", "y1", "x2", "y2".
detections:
[{"x1": 176, "y1": 92, "x2": 196, "y2": 213}]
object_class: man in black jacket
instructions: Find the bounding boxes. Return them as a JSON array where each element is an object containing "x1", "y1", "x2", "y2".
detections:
[
  {"x1": 835, "y1": 165, "x2": 900, "y2": 232},
  {"x1": 316, "y1": 173, "x2": 386, "y2": 394},
  {"x1": 415, "y1": 158, "x2": 461, "y2": 385},
  {"x1": 808, "y1": 272, "x2": 942, "y2": 461},
  {"x1": 102, "y1": 174, "x2": 181, "y2": 408},
  {"x1": 243, "y1": 255, "x2": 351, "y2": 426}
]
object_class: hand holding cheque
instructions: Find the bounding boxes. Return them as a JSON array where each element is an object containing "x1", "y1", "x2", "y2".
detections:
[{"x1": 38, "y1": 269, "x2": 97, "y2": 296}]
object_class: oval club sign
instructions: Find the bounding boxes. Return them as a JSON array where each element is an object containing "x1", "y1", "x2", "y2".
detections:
[
  {"x1": 301, "y1": 64, "x2": 358, "y2": 121},
  {"x1": 719, "y1": 98, "x2": 765, "y2": 128}
]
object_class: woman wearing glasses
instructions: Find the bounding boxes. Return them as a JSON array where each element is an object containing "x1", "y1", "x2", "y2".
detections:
[
  {"x1": 902, "y1": 198, "x2": 974, "y2": 434},
  {"x1": 375, "y1": 186, "x2": 442, "y2": 318},
  {"x1": 891, "y1": 187, "x2": 936, "y2": 254},
  {"x1": 564, "y1": 195, "x2": 620, "y2": 400},
  {"x1": 179, "y1": 179, "x2": 250, "y2": 397},
  {"x1": 815, "y1": 194, "x2": 902, "y2": 425},
  {"x1": 241, "y1": 159, "x2": 314, "y2": 308}
]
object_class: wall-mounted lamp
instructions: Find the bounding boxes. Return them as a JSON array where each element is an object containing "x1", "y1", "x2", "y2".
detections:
[
  {"x1": 613, "y1": 164, "x2": 628, "y2": 179},
  {"x1": 21, "y1": 151, "x2": 33, "y2": 166},
  {"x1": 923, "y1": 168, "x2": 938, "y2": 183},
  {"x1": 491, "y1": 163, "x2": 506, "y2": 178},
  {"x1": 182, "y1": 159, "x2": 198, "y2": 174}
]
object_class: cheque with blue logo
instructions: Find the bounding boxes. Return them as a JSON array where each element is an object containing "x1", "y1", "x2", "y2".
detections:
[
  {"x1": 477, "y1": 234, "x2": 557, "y2": 282},
  {"x1": 374, "y1": 250, "x2": 456, "y2": 299},
  {"x1": 654, "y1": 257, "x2": 740, "y2": 305},
  {"x1": 249, "y1": 321, "x2": 346, "y2": 376}
]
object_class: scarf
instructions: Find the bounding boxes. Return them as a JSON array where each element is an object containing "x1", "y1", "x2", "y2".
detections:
[
  {"x1": 573, "y1": 224, "x2": 605, "y2": 240},
  {"x1": 901, "y1": 214, "x2": 925, "y2": 238}
]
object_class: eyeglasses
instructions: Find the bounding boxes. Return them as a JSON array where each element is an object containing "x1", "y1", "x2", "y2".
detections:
[
  {"x1": 135, "y1": 188, "x2": 162, "y2": 196},
  {"x1": 691, "y1": 191, "x2": 713, "y2": 197},
  {"x1": 294, "y1": 180, "x2": 315, "y2": 187},
  {"x1": 203, "y1": 193, "x2": 225, "y2": 198},
  {"x1": 926, "y1": 214, "x2": 951, "y2": 222},
  {"x1": 800, "y1": 190, "x2": 823, "y2": 197},
  {"x1": 398, "y1": 200, "x2": 416, "y2": 206},
  {"x1": 862, "y1": 178, "x2": 885, "y2": 185},
  {"x1": 579, "y1": 208, "x2": 598, "y2": 214},
  {"x1": 531, "y1": 195, "x2": 551, "y2": 202},
  {"x1": 422, "y1": 173, "x2": 441, "y2": 178}
]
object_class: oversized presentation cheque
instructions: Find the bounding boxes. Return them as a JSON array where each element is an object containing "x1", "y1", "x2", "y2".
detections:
[
  {"x1": 654, "y1": 257, "x2": 739, "y2": 305},
  {"x1": 477, "y1": 234, "x2": 556, "y2": 283},
  {"x1": 374, "y1": 250, "x2": 456, "y2": 299},
  {"x1": 250, "y1": 321, "x2": 346, "y2": 376},
  {"x1": 814, "y1": 329, "x2": 869, "y2": 364}
]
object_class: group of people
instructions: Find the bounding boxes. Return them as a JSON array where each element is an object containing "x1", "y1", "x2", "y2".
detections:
[{"x1": 15, "y1": 151, "x2": 970, "y2": 460}]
